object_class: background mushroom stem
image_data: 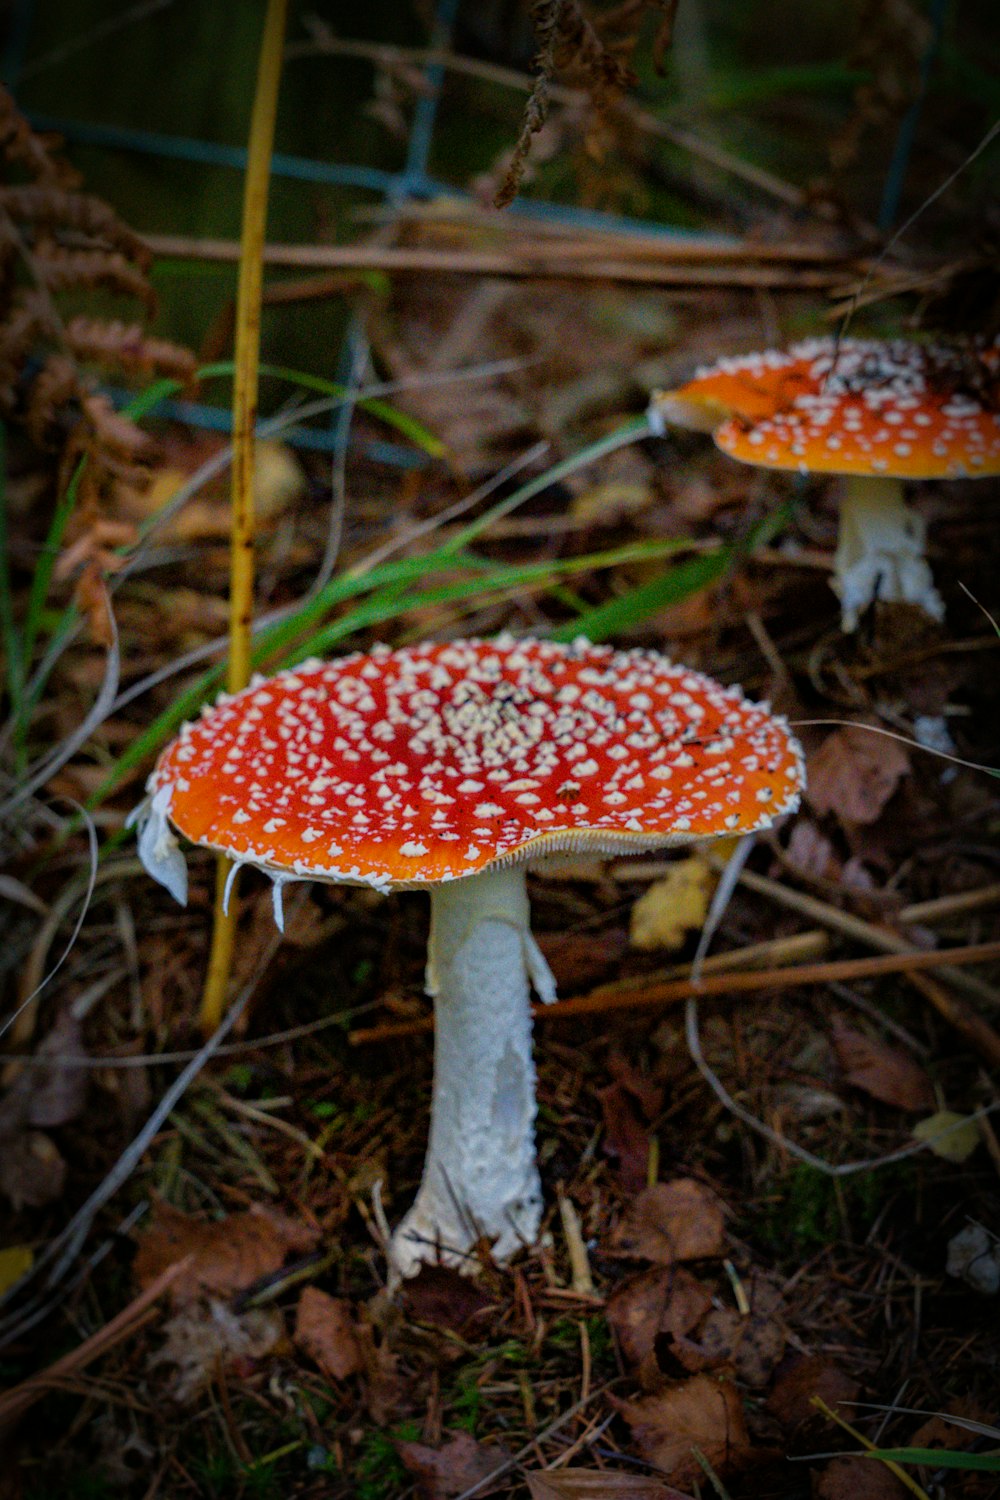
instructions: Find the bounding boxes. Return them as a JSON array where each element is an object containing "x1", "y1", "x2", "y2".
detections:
[
  {"x1": 390, "y1": 863, "x2": 555, "y2": 1281},
  {"x1": 834, "y1": 474, "x2": 945, "y2": 631}
]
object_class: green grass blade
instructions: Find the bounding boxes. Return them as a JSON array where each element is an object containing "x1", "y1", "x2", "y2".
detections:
[
  {"x1": 443, "y1": 415, "x2": 652, "y2": 555},
  {"x1": 196, "y1": 360, "x2": 446, "y2": 456},
  {"x1": 861, "y1": 1450, "x2": 1000, "y2": 1473},
  {"x1": 553, "y1": 500, "x2": 795, "y2": 642}
]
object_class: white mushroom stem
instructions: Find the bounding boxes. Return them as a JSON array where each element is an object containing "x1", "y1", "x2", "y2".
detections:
[
  {"x1": 834, "y1": 475, "x2": 944, "y2": 631},
  {"x1": 390, "y1": 862, "x2": 556, "y2": 1281}
]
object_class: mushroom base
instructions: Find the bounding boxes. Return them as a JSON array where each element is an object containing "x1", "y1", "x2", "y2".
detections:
[
  {"x1": 834, "y1": 475, "x2": 944, "y2": 631},
  {"x1": 390, "y1": 864, "x2": 556, "y2": 1281}
]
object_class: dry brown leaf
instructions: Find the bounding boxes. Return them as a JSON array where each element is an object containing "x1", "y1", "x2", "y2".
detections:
[
  {"x1": 616, "y1": 1374, "x2": 751, "y2": 1486},
  {"x1": 830, "y1": 1020, "x2": 934, "y2": 1111},
  {"x1": 401, "y1": 1263, "x2": 496, "y2": 1333},
  {"x1": 630, "y1": 858, "x2": 714, "y2": 951},
  {"x1": 814, "y1": 1457, "x2": 909, "y2": 1500},
  {"x1": 609, "y1": 1180, "x2": 726, "y2": 1264},
  {"x1": 599, "y1": 1082, "x2": 653, "y2": 1193},
  {"x1": 785, "y1": 820, "x2": 843, "y2": 882},
  {"x1": 765, "y1": 1354, "x2": 860, "y2": 1432},
  {"x1": 396, "y1": 1431, "x2": 510, "y2": 1499},
  {"x1": 293, "y1": 1287, "x2": 362, "y2": 1381},
  {"x1": 806, "y1": 726, "x2": 909, "y2": 827},
  {"x1": 27, "y1": 1010, "x2": 89, "y2": 1128},
  {"x1": 606, "y1": 1266, "x2": 713, "y2": 1365},
  {"x1": 152, "y1": 1300, "x2": 285, "y2": 1404},
  {"x1": 525, "y1": 1469, "x2": 684, "y2": 1499},
  {"x1": 0, "y1": 1129, "x2": 65, "y2": 1210},
  {"x1": 133, "y1": 1200, "x2": 318, "y2": 1305},
  {"x1": 698, "y1": 1280, "x2": 786, "y2": 1389}
]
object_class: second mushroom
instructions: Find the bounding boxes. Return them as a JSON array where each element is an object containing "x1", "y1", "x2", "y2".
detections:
[
  {"x1": 137, "y1": 637, "x2": 804, "y2": 1278},
  {"x1": 650, "y1": 336, "x2": 1000, "y2": 630}
]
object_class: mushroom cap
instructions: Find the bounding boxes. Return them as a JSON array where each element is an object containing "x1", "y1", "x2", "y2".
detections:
[
  {"x1": 662, "y1": 336, "x2": 1000, "y2": 480},
  {"x1": 148, "y1": 638, "x2": 803, "y2": 889}
]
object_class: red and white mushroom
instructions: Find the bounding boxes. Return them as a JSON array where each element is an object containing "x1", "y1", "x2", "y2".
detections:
[
  {"x1": 650, "y1": 336, "x2": 1000, "y2": 630},
  {"x1": 136, "y1": 637, "x2": 804, "y2": 1277}
]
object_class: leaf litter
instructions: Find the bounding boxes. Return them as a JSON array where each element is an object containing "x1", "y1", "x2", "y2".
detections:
[{"x1": 4, "y1": 20, "x2": 1000, "y2": 1495}]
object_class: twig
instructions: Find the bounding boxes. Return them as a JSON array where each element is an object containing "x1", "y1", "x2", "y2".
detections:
[
  {"x1": 144, "y1": 234, "x2": 850, "y2": 289},
  {"x1": 349, "y1": 939, "x2": 1000, "y2": 1045},
  {"x1": 452, "y1": 1380, "x2": 621, "y2": 1500},
  {"x1": 0, "y1": 1258, "x2": 187, "y2": 1429},
  {"x1": 725, "y1": 861, "x2": 1000, "y2": 1008}
]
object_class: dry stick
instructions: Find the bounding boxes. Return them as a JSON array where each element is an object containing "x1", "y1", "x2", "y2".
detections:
[
  {"x1": 729, "y1": 864, "x2": 1000, "y2": 1037},
  {"x1": 348, "y1": 938, "x2": 1000, "y2": 1050},
  {"x1": 200, "y1": 0, "x2": 288, "y2": 1034},
  {"x1": 144, "y1": 234, "x2": 848, "y2": 289},
  {"x1": 0, "y1": 1258, "x2": 188, "y2": 1429}
]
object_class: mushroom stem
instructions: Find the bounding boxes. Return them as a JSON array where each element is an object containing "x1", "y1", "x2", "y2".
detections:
[
  {"x1": 834, "y1": 475, "x2": 944, "y2": 631},
  {"x1": 390, "y1": 863, "x2": 556, "y2": 1280}
]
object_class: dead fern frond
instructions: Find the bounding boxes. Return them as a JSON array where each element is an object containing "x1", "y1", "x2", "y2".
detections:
[
  {"x1": 5, "y1": 185, "x2": 152, "y2": 266},
  {"x1": 66, "y1": 317, "x2": 196, "y2": 383},
  {"x1": 24, "y1": 354, "x2": 78, "y2": 447},
  {"x1": 33, "y1": 245, "x2": 156, "y2": 311},
  {"x1": 80, "y1": 393, "x2": 155, "y2": 466},
  {"x1": 0, "y1": 85, "x2": 78, "y2": 187},
  {"x1": 495, "y1": 0, "x2": 639, "y2": 208},
  {"x1": 0, "y1": 294, "x2": 54, "y2": 408},
  {"x1": 594, "y1": 0, "x2": 679, "y2": 74}
]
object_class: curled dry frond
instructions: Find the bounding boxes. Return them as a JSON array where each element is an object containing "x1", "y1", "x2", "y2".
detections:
[
  {"x1": 66, "y1": 317, "x2": 197, "y2": 384},
  {"x1": 0, "y1": 85, "x2": 79, "y2": 187},
  {"x1": 32, "y1": 245, "x2": 156, "y2": 311},
  {"x1": 491, "y1": 0, "x2": 665, "y2": 208}
]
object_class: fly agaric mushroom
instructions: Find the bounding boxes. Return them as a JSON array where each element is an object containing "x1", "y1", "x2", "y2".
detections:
[
  {"x1": 649, "y1": 336, "x2": 1000, "y2": 630},
  {"x1": 135, "y1": 637, "x2": 804, "y2": 1277}
]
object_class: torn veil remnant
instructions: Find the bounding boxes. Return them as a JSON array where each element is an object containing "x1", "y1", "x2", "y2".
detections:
[
  {"x1": 650, "y1": 336, "x2": 1000, "y2": 630},
  {"x1": 135, "y1": 637, "x2": 804, "y2": 1279}
]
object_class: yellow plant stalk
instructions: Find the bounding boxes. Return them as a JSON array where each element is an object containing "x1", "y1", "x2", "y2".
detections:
[{"x1": 200, "y1": 0, "x2": 289, "y2": 1032}]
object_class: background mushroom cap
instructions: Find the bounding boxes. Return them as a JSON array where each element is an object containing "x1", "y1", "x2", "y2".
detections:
[
  {"x1": 150, "y1": 637, "x2": 804, "y2": 888},
  {"x1": 667, "y1": 336, "x2": 1000, "y2": 481}
]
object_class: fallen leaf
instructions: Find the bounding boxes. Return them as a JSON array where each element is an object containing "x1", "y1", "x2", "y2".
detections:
[
  {"x1": 610, "y1": 1180, "x2": 726, "y2": 1265},
  {"x1": 600, "y1": 1083, "x2": 654, "y2": 1193},
  {"x1": 814, "y1": 1457, "x2": 909, "y2": 1500},
  {"x1": 0, "y1": 1246, "x2": 32, "y2": 1297},
  {"x1": 910, "y1": 1399, "x2": 995, "y2": 1452},
  {"x1": 630, "y1": 858, "x2": 713, "y2": 951},
  {"x1": 606, "y1": 1266, "x2": 713, "y2": 1365},
  {"x1": 0, "y1": 1130, "x2": 66, "y2": 1210},
  {"x1": 152, "y1": 1299, "x2": 285, "y2": 1403},
  {"x1": 785, "y1": 820, "x2": 842, "y2": 882},
  {"x1": 27, "y1": 1010, "x2": 89, "y2": 1128},
  {"x1": 807, "y1": 726, "x2": 909, "y2": 827},
  {"x1": 766, "y1": 1354, "x2": 860, "y2": 1432},
  {"x1": 831, "y1": 1020, "x2": 934, "y2": 1111},
  {"x1": 911, "y1": 1110, "x2": 980, "y2": 1162},
  {"x1": 525, "y1": 1469, "x2": 683, "y2": 1499},
  {"x1": 396, "y1": 1431, "x2": 510, "y2": 1499},
  {"x1": 401, "y1": 1263, "x2": 495, "y2": 1333},
  {"x1": 134, "y1": 1200, "x2": 318, "y2": 1305},
  {"x1": 294, "y1": 1287, "x2": 362, "y2": 1380},
  {"x1": 699, "y1": 1300, "x2": 786, "y2": 1389},
  {"x1": 616, "y1": 1374, "x2": 751, "y2": 1486}
]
